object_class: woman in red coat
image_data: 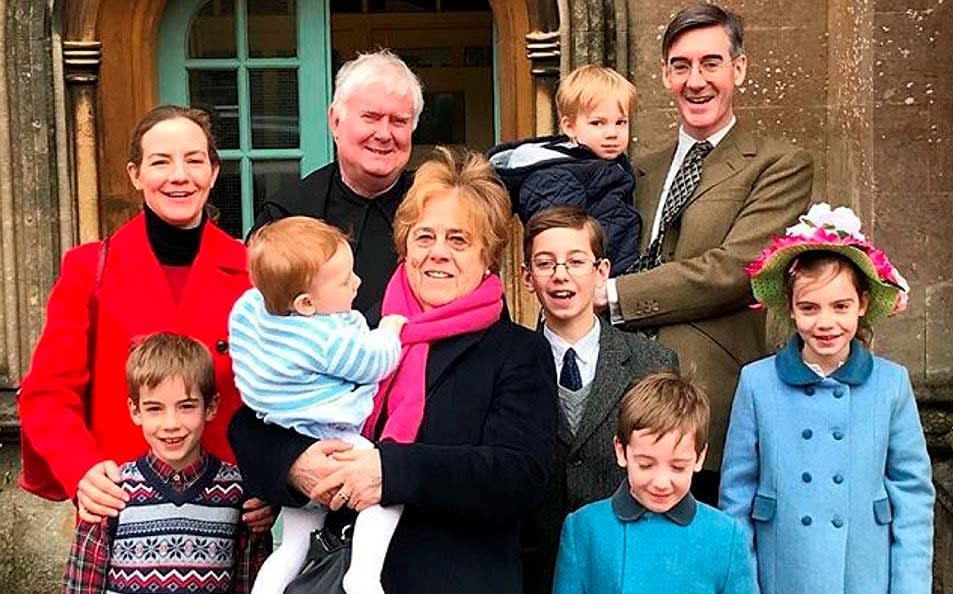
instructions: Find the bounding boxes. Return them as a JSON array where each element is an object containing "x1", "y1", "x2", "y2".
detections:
[{"x1": 18, "y1": 105, "x2": 269, "y2": 527}]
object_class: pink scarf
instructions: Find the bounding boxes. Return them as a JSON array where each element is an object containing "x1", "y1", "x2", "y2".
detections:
[{"x1": 362, "y1": 263, "x2": 504, "y2": 443}]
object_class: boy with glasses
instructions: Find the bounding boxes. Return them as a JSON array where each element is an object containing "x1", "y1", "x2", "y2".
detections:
[{"x1": 519, "y1": 206, "x2": 677, "y2": 593}]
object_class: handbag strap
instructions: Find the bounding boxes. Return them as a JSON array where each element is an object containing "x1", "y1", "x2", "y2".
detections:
[{"x1": 84, "y1": 236, "x2": 110, "y2": 422}]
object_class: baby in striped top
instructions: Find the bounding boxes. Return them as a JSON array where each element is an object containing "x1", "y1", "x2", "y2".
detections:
[{"x1": 229, "y1": 216, "x2": 406, "y2": 594}]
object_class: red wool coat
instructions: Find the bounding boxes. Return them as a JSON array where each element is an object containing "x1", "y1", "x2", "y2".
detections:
[{"x1": 18, "y1": 214, "x2": 250, "y2": 498}]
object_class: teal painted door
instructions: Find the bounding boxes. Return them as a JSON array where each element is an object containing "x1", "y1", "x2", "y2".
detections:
[{"x1": 159, "y1": 0, "x2": 332, "y2": 238}]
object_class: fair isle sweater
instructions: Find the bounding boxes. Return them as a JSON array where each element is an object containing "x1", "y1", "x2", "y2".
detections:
[
  {"x1": 106, "y1": 454, "x2": 249, "y2": 594},
  {"x1": 228, "y1": 288, "x2": 402, "y2": 439}
]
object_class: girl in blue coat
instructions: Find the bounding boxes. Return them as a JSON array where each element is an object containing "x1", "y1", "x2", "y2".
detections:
[{"x1": 720, "y1": 203, "x2": 935, "y2": 594}]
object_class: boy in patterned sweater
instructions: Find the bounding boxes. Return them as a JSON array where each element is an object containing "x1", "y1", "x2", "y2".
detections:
[{"x1": 63, "y1": 332, "x2": 268, "y2": 594}]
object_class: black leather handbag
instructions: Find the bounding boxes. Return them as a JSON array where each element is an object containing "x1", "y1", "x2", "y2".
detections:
[{"x1": 283, "y1": 525, "x2": 352, "y2": 594}]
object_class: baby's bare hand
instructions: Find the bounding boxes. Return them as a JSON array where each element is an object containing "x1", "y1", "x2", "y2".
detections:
[{"x1": 379, "y1": 315, "x2": 407, "y2": 334}]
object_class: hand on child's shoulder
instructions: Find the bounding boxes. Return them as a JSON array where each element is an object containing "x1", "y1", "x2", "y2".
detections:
[{"x1": 379, "y1": 315, "x2": 408, "y2": 334}]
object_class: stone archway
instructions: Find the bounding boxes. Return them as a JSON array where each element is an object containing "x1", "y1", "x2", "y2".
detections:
[{"x1": 58, "y1": 0, "x2": 562, "y2": 326}]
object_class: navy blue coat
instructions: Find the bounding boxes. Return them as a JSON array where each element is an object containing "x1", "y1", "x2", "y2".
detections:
[
  {"x1": 488, "y1": 135, "x2": 641, "y2": 275},
  {"x1": 229, "y1": 317, "x2": 557, "y2": 594}
]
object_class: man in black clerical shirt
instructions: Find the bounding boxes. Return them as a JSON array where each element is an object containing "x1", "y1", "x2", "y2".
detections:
[{"x1": 252, "y1": 49, "x2": 422, "y2": 312}]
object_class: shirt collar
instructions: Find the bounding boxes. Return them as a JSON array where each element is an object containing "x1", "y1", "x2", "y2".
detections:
[
  {"x1": 677, "y1": 116, "x2": 737, "y2": 152},
  {"x1": 775, "y1": 335, "x2": 873, "y2": 386},
  {"x1": 610, "y1": 479, "x2": 697, "y2": 527},
  {"x1": 144, "y1": 450, "x2": 209, "y2": 489},
  {"x1": 542, "y1": 316, "x2": 601, "y2": 367}
]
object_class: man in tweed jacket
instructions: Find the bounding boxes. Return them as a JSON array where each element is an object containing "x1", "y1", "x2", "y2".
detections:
[{"x1": 601, "y1": 4, "x2": 814, "y2": 504}]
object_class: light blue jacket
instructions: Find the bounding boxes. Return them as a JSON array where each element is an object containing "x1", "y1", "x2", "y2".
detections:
[
  {"x1": 720, "y1": 338, "x2": 935, "y2": 594},
  {"x1": 554, "y1": 482, "x2": 758, "y2": 594}
]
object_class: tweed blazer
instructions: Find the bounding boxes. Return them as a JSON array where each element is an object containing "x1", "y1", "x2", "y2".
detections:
[
  {"x1": 526, "y1": 317, "x2": 677, "y2": 594},
  {"x1": 615, "y1": 120, "x2": 814, "y2": 467}
]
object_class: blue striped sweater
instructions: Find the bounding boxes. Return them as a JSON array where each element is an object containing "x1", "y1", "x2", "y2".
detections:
[{"x1": 228, "y1": 288, "x2": 402, "y2": 439}]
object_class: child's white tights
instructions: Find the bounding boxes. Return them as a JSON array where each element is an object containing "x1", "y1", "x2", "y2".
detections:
[{"x1": 251, "y1": 435, "x2": 403, "y2": 594}]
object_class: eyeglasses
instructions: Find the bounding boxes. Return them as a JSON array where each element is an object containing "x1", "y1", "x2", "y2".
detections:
[
  {"x1": 666, "y1": 57, "x2": 736, "y2": 83},
  {"x1": 527, "y1": 258, "x2": 602, "y2": 277}
]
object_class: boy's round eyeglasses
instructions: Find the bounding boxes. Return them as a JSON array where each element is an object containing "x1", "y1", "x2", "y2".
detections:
[
  {"x1": 528, "y1": 259, "x2": 602, "y2": 277},
  {"x1": 667, "y1": 57, "x2": 736, "y2": 83}
]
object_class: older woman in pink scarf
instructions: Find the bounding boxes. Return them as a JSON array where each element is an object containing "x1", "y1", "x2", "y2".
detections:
[{"x1": 231, "y1": 148, "x2": 556, "y2": 594}]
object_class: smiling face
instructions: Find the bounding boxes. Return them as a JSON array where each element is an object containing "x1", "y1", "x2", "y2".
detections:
[
  {"x1": 129, "y1": 375, "x2": 217, "y2": 470},
  {"x1": 405, "y1": 191, "x2": 487, "y2": 311},
  {"x1": 127, "y1": 117, "x2": 220, "y2": 229},
  {"x1": 614, "y1": 428, "x2": 705, "y2": 513},
  {"x1": 561, "y1": 97, "x2": 630, "y2": 160},
  {"x1": 522, "y1": 226, "x2": 608, "y2": 338},
  {"x1": 293, "y1": 241, "x2": 361, "y2": 316},
  {"x1": 662, "y1": 25, "x2": 747, "y2": 140},
  {"x1": 329, "y1": 80, "x2": 415, "y2": 196},
  {"x1": 790, "y1": 262, "x2": 869, "y2": 374}
]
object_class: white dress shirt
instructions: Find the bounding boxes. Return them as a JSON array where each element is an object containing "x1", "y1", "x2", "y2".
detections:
[
  {"x1": 607, "y1": 117, "x2": 738, "y2": 323},
  {"x1": 542, "y1": 316, "x2": 601, "y2": 388}
]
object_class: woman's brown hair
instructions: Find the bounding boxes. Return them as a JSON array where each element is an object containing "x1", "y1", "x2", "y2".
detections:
[{"x1": 128, "y1": 105, "x2": 221, "y2": 168}]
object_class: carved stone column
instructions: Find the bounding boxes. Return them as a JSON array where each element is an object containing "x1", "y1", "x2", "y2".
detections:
[
  {"x1": 526, "y1": 29, "x2": 560, "y2": 134},
  {"x1": 63, "y1": 40, "x2": 101, "y2": 243}
]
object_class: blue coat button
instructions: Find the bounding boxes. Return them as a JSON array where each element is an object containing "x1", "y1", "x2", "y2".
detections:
[
  {"x1": 802, "y1": 472, "x2": 812, "y2": 483},
  {"x1": 801, "y1": 516, "x2": 813, "y2": 526},
  {"x1": 833, "y1": 474, "x2": 844, "y2": 484},
  {"x1": 804, "y1": 386, "x2": 815, "y2": 396},
  {"x1": 833, "y1": 388, "x2": 844, "y2": 398},
  {"x1": 832, "y1": 516, "x2": 845, "y2": 528},
  {"x1": 802, "y1": 429, "x2": 813, "y2": 439},
  {"x1": 833, "y1": 430, "x2": 845, "y2": 441}
]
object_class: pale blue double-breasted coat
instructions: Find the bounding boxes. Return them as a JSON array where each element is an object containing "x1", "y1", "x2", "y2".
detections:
[{"x1": 720, "y1": 338, "x2": 934, "y2": 594}]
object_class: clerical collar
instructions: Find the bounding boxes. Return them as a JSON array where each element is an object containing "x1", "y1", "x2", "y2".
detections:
[
  {"x1": 144, "y1": 204, "x2": 206, "y2": 266},
  {"x1": 336, "y1": 167, "x2": 401, "y2": 200},
  {"x1": 611, "y1": 479, "x2": 697, "y2": 526}
]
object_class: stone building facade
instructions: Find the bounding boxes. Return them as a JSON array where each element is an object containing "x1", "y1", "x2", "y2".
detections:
[{"x1": 0, "y1": 0, "x2": 950, "y2": 591}]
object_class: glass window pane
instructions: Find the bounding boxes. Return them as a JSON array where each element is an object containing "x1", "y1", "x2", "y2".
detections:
[
  {"x1": 250, "y1": 70, "x2": 299, "y2": 149},
  {"x1": 208, "y1": 160, "x2": 243, "y2": 238},
  {"x1": 368, "y1": 0, "x2": 436, "y2": 11},
  {"x1": 248, "y1": 0, "x2": 296, "y2": 58},
  {"x1": 253, "y1": 160, "x2": 300, "y2": 215},
  {"x1": 190, "y1": 69, "x2": 240, "y2": 149},
  {"x1": 441, "y1": 0, "x2": 490, "y2": 11},
  {"x1": 189, "y1": 0, "x2": 236, "y2": 58},
  {"x1": 414, "y1": 91, "x2": 465, "y2": 145},
  {"x1": 330, "y1": 0, "x2": 362, "y2": 12}
]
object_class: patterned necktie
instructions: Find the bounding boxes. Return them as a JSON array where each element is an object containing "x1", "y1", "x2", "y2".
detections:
[
  {"x1": 559, "y1": 348, "x2": 583, "y2": 391},
  {"x1": 631, "y1": 140, "x2": 714, "y2": 272}
]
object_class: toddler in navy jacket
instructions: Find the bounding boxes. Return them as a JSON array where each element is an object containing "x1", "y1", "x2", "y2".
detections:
[{"x1": 488, "y1": 65, "x2": 641, "y2": 275}]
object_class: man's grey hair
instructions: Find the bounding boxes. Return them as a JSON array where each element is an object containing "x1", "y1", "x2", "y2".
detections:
[
  {"x1": 331, "y1": 49, "x2": 425, "y2": 128},
  {"x1": 661, "y1": 4, "x2": 745, "y2": 60}
]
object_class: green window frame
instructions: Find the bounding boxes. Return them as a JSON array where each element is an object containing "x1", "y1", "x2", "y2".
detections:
[{"x1": 158, "y1": 0, "x2": 333, "y2": 237}]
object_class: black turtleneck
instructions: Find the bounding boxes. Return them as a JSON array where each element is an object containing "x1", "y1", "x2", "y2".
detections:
[{"x1": 144, "y1": 204, "x2": 206, "y2": 266}]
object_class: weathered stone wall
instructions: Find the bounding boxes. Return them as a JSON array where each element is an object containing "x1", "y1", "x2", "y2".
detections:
[{"x1": 625, "y1": 0, "x2": 953, "y2": 590}]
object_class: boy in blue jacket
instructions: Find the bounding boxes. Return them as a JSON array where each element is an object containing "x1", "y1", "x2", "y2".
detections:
[
  {"x1": 488, "y1": 65, "x2": 641, "y2": 275},
  {"x1": 553, "y1": 372, "x2": 757, "y2": 594}
]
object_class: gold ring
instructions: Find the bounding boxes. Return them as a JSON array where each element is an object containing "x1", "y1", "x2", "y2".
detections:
[{"x1": 337, "y1": 491, "x2": 350, "y2": 501}]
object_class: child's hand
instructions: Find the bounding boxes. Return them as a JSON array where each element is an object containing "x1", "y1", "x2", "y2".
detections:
[{"x1": 379, "y1": 314, "x2": 407, "y2": 334}]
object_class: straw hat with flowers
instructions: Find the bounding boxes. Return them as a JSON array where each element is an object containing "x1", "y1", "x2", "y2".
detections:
[{"x1": 746, "y1": 203, "x2": 910, "y2": 324}]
